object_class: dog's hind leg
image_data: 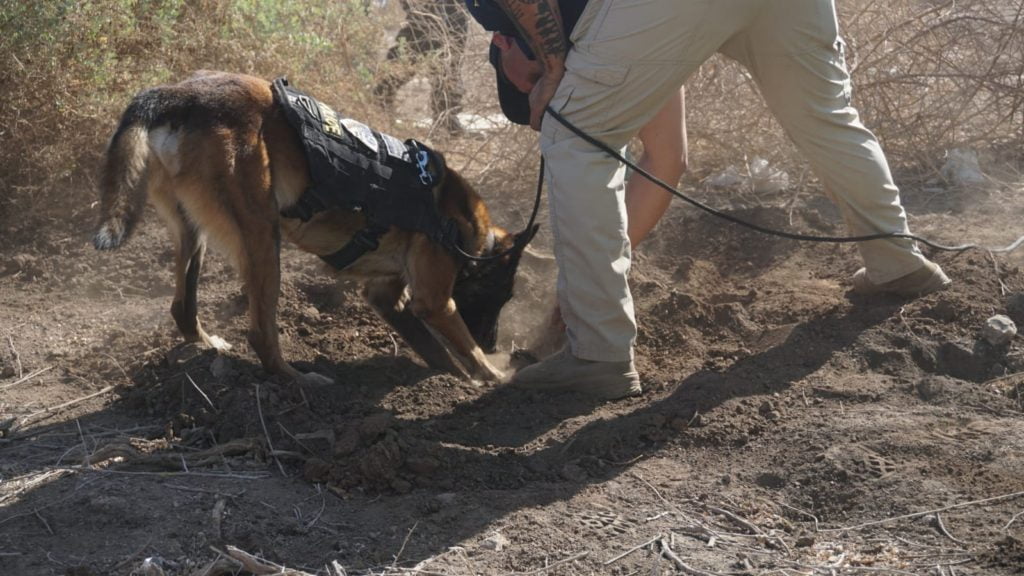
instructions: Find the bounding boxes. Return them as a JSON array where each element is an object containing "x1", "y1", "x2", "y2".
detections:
[
  {"x1": 149, "y1": 172, "x2": 231, "y2": 351},
  {"x1": 169, "y1": 216, "x2": 230, "y2": 351},
  {"x1": 363, "y1": 278, "x2": 468, "y2": 377}
]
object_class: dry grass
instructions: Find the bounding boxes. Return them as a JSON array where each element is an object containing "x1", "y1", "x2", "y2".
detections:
[{"x1": 1, "y1": 0, "x2": 1021, "y2": 225}]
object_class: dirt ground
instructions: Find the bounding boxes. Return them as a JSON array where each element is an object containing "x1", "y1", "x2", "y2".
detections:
[{"x1": 3, "y1": 68, "x2": 1024, "y2": 576}]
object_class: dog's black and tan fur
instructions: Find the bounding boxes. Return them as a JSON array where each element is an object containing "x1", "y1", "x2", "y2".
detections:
[{"x1": 94, "y1": 71, "x2": 535, "y2": 384}]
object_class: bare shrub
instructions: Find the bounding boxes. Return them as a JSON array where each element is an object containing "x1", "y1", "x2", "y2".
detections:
[
  {"x1": 0, "y1": 0, "x2": 385, "y2": 217},
  {"x1": 846, "y1": 0, "x2": 1024, "y2": 167},
  {"x1": 676, "y1": 0, "x2": 1024, "y2": 181},
  {"x1": 1, "y1": 0, "x2": 1020, "y2": 231}
]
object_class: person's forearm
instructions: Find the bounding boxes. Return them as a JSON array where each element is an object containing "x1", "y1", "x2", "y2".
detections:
[{"x1": 495, "y1": 0, "x2": 567, "y2": 77}]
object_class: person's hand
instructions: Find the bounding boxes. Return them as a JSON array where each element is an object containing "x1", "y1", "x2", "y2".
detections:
[{"x1": 529, "y1": 67, "x2": 563, "y2": 131}]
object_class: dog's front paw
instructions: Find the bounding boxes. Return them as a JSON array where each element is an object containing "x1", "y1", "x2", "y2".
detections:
[{"x1": 206, "y1": 334, "x2": 233, "y2": 351}]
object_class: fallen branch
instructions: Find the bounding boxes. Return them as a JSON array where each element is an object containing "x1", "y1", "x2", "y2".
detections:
[
  {"x1": 655, "y1": 538, "x2": 729, "y2": 576},
  {"x1": 391, "y1": 521, "x2": 419, "y2": 570},
  {"x1": 225, "y1": 545, "x2": 315, "y2": 575},
  {"x1": 19, "y1": 385, "x2": 115, "y2": 425},
  {"x1": 603, "y1": 536, "x2": 659, "y2": 566},
  {"x1": 505, "y1": 551, "x2": 590, "y2": 575},
  {"x1": 775, "y1": 500, "x2": 820, "y2": 532},
  {"x1": 1005, "y1": 510, "x2": 1024, "y2": 531},
  {"x1": 934, "y1": 513, "x2": 970, "y2": 546},
  {"x1": 825, "y1": 490, "x2": 1024, "y2": 532},
  {"x1": 86, "y1": 437, "x2": 262, "y2": 471},
  {"x1": 185, "y1": 372, "x2": 217, "y2": 412},
  {"x1": 256, "y1": 383, "x2": 287, "y2": 477},
  {"x1": 6, "y1": 335, "x2": 23, "y2": 379},
  {"x1": 77, "y1": 467, "x2": 270, "y2": 480},
  {"x1": 0, "y1": 365, "x2": 53, "y2": 391}
]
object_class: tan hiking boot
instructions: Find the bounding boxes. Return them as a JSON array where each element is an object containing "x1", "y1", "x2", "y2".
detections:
[
  {"x1": 511, "y1": 346, "x2": 642, "y2": 400},
  {"x1": 852, "y1": 260, "x2": 951, "y2": 298}
]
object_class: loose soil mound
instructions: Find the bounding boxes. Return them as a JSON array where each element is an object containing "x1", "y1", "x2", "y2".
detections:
[{"x1": 2, "y1": 173, "x2": 1023, "y2": 575}]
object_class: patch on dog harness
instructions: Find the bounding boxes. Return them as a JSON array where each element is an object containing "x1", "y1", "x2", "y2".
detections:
[{"x1": 272, "y1": 77, "x2": 459, "y2": 270}]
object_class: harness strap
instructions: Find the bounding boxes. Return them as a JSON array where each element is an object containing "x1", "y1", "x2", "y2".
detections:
[
  {"x1": 318, "y1": 225, "x2": 388, "y2": 271},
  {"x1": 270, "y1": 77, "x2": 476, "y2": 270}
]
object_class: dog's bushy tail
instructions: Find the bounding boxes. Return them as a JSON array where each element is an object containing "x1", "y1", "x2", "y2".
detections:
[{"x1": 93, "y1": 94, "x2": 155, "y2": 251}]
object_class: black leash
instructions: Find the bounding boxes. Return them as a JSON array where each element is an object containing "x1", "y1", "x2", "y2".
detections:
[
  {"x1": 544, "y1": 105, "x2": 1024, "y2": 255},
  {"x1": 452, "y1": 157, "x2": 546, "y2": 262}
]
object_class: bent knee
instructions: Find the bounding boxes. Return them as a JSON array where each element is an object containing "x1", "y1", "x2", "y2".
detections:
[
  {"x1": 408, "y1": 297, "x2": 456, "y2": 321},
  {"x1": 643, "y1": 151, "x2": 687, "y2": 183}
]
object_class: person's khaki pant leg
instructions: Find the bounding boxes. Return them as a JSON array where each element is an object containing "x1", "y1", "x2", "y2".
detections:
[
  {"x1": 541, "y1": 0, "x2": 745, "y2": 361},
  {"x1": 721, "y1": 0, "x2": 927, "y2": 283}
]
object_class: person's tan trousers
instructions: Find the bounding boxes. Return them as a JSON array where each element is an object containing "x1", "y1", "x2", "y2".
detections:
[{"x1": 541, "y1": 0, "x2": 928, "y2": 361}]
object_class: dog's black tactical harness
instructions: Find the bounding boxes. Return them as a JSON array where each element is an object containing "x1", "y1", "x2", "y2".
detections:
[{"x1": 271, "y1": 77, "x2": 460, "y2": 270}]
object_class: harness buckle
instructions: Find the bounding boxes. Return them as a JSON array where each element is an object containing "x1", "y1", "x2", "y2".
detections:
[
  {"x1": 416, "y1": 149, "x2": 434, "y2": 187},
  {"x1": 353, "y1": 228, "x2": 382, "y2": 251}
]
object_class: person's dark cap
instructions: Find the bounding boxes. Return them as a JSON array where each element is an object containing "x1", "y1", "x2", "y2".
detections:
[
  {"x1": 489, "y1": 43, "x2": 531, "y2": 125},
  {"x1": 465, "y1": 0, "x2": 518, "y2": 35}
]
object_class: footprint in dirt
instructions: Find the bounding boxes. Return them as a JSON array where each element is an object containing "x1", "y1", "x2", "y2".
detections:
[
  {"x1": 575, "y1": 509, "x2": 638, "y2": 536},
  {"x1": 823, "y1": 444, "x2": 900, "y2": 483}
]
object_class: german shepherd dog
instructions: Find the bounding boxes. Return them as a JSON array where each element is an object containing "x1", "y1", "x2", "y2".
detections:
[{"x1": 93, "y1": 71, "x2": 536, "y2": 385}]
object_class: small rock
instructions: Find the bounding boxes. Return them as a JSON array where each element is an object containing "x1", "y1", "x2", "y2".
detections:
[
  {"x1": 480, "y1": 532, "x2": 510, "y2": 552},
  {"x1": 301, "y1": 306, "x2": 321, "y2": 323},
  {"x1": 795, "y1": 534, "x2": 816, "y2": 548},
  {"x1": 916, "y1": 376, "x2": 947, "y2": 401},
  {"x1": 210, "y1": 355, "x2": 232, "y2": 379},
  {"x1": 766, "y1": 410, "x2": 783, "y2": 421},
  {"x1": 303, "y1": 458, "x2": 332, "y2": 483},
  {"x1": 138, "y1": 557, "x2": 167, "y2": 576},
  {"x1": 983, "y1": 315, "x2": 1017, "y2": 346},
  {"x1": 758, "y1": 400, "x2": 776, "y2": 416}
]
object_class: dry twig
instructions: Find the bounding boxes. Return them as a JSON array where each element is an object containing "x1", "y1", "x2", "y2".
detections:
[
  {"x1": 825, "y1": 490, "x2": 1024, "y2": 532},
  {"x1": 934, "y1": 514, "x2": 970, "y2": 546},
  {"x1": 604, "y1": 536, "x2": 660, "y2": 566},
  {"x1": 0, "y1": 365, "x2": 52, "y2": 391},
  {"x1": 1004, "y1": 510, "x2": 1024, "y2": 531},
  {"x1": 186, "y1": 372, "x2": 217, "y2": 412},
  {"x1": 504, "y1": 551, "x2": 590, "y2": 576},
  {"x1": 19, "y1": 385, "x2": 115, "y2": 425},
  {"x1": 6, "y1": 335, "x2": 23, "y2": 379},
  {"x1": 655, "y1": 538, "x2": 728, "y2": 576},
  {"x1": 255, "y1": 383, "x2": 287, "y2": 477}
]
